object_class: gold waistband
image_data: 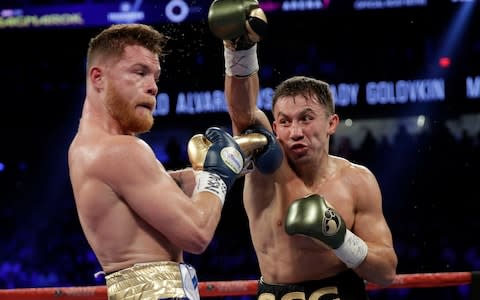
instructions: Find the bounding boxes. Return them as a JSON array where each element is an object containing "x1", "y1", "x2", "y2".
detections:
[{"x1": 105, "y1": 261, "x2": 185, "y2": 300}]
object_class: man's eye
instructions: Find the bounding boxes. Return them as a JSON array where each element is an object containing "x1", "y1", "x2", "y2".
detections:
[{"x1": 303, "y1": 115, "x2": 313, "y2": 121}]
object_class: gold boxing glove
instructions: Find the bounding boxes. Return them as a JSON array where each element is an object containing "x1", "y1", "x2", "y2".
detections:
[{"x1": 188, "y1": 132, "x2": 267, "y2": 171}]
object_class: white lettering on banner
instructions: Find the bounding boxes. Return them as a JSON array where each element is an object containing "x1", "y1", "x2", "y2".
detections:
[
  {"x1": 354, "y1": 0, "x2": 427, "y2": 10},
  {"x1": 174, "y1": 88, "x2": 274, "y2": 115},
  {"x1": 330, "y1": 83, "x2": 359, "y2": 107},
  {"x1": 155, "y1": 78, "x2": 459, "y2": 116},
  {"x1": 366, "y1": 79, "x2": 445, "y2": 105},
  {"x1": 176, "y1": 90, "x2": 227, "y2": 114},
  {"x1": 258, "y1": 87, "x2": 274, "y2": 111},
  {"x1": 282, "y1": 0, "x2": 326, "y2": 11},
  {"x1": 466, "y1": 76, "x2": 480, "y2": 99},
  {"x1": 107, "y1": 11, "x2": 144, "y2": 23},
  {"x1": 153, "y1": 93, "x2": 170, "y2": 116},
  {"x1": 176, "y1": 92, "x2": 193, "y2": 114}
]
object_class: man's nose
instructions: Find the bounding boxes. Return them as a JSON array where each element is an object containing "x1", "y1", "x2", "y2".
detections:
[
  {"x1": 290, "y1": 122, "x2": 304, "y2": 140},
  {"x1": 147, "y1": 77, "x2": 158, "y2": 96}
]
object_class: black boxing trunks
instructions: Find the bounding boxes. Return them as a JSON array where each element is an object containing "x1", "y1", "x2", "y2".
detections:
[
  {"x1": 257, "y1": 269, "x2": 368, "y2": 300},
  {"x1": 105, "y1": 261, "x2": 199, "y2": 300}
]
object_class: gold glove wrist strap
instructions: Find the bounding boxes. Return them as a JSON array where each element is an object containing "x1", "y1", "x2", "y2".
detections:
[{"x1": 193, "y1": 171, "x2": 227, "y2": 205}]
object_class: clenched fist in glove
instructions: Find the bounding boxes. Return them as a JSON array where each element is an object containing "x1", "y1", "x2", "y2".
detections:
[
  {"x1": 242, "y1": 125, "x2": 282, "y2": 174},
  {"x1": 208, "y1": 0, "x2": 267, "y2": 50},
  {"x1": 188, "y1": 127, "x2": 244, "y2": 204},
  {"x1": 285, "y1": 194, "x2": 369, "y2": 269},
  {"x1": 208, "y1": 0, "x2": 268, "y2": 77}
]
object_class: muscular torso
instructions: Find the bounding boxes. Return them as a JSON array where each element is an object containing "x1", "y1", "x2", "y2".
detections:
[
  {"x1": 244, "y1": 156, "x2": 356, "y2": 284},
  {"x1": 68, "y1": 124, "x2": 182, "y2": 273}
]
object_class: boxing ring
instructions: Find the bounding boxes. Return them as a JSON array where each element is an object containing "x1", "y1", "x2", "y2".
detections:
[{"x1": 0, "y1": 271, "x2": 478, "y2": 299}]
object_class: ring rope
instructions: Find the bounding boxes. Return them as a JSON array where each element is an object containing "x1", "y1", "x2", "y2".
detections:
[{"x1": 0, "y1": 271, "x2": 474, "y2": 299}]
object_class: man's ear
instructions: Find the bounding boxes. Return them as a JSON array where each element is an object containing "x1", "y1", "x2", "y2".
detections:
[
  {"x1": 327, "y1": 114, "x2": 339, "y2": 135},
  {"x1": 89, "y1": 67, "x2": 104, "y2": 89}
]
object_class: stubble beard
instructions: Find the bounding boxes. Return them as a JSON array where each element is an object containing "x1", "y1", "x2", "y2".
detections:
[{"x1": 105, "y1": 83, "x2": 154, "y2": 134}]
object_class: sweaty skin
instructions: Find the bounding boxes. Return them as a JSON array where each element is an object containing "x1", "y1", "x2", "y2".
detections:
[
  {"x1": 225, "y1": 74, "x2": 397, "y2": 286},
  {"x1": 69, "y1": 44, "x2": 224, "y2": 274}
]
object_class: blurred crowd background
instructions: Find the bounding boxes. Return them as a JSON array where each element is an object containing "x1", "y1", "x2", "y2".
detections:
[{"x1": 0, "y1": 1, "x2": 479, "y2": 299}]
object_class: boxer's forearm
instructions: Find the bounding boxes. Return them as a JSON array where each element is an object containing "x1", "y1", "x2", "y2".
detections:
[
  {"x1": 168, "y1": 168, "x2": 196, "y2": 197},
  {"x1": 355, "y1": 244, "x2": 397, "y2": 287}
]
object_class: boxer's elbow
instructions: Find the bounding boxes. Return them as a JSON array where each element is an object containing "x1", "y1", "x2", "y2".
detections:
[
  {"x1": 385, "y1": 255, "x2": 398, "y2": 285},
  {"x1": 360, "y1": 250, "x2": 397, "y2": 287},
  {"x1": 375, "y1": 255, "x2": 398, "y2": 287},
  {"x1": 183, "y1": 229, "x2": 214, "y2": 254},
  {"x1": 378, "y1": 268, "x2": 396, "y2": 287},
  {"x1": 185, "y1": 244, "x2": 208, "y2": 255}
]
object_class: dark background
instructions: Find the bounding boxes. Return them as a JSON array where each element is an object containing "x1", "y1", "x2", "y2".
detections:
[{"x1": 0, "y1": 1, "x2": 479, "y2": 299}]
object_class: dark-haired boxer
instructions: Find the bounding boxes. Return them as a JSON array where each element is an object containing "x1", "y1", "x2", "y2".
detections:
[{"x1": 208, "y1": 1, "x2": 398, "y2": 299}]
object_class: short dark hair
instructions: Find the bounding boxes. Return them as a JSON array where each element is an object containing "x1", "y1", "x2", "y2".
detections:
[
  {"x1": 272, "y1": 76, "x2": 335, "y2": 115},
  {"x1": 86, "y1": 23, "x2": 167, "y2": 69}
]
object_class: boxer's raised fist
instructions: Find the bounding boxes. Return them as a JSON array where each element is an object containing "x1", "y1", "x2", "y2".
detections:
[{"x1": 208, "y1": 0, "x2": 268, "y2": 50}]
